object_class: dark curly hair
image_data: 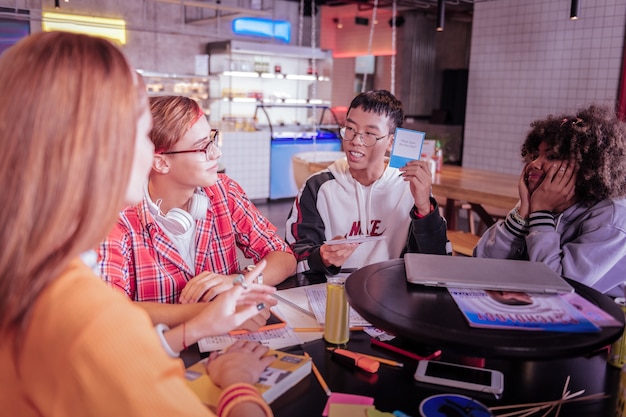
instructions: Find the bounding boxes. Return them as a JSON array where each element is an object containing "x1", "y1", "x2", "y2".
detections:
[
  {"x1": 347, "y1": 90, "x2": 404, "y2": 132},
  {"x1": 521, "y1": 104, "x2": 626, "y2": 206}
]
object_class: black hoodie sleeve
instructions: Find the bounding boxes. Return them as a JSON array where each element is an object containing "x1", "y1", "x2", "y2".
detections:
[{"x1": 403, "y1": 197, "x2": 451, "y2": 256}]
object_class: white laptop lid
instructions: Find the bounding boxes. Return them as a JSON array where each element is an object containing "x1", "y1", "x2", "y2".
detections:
[{"x1": 404, "y1": 253, "x2": 574, "y2": 294}]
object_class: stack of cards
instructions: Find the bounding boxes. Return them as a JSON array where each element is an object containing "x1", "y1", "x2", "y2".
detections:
[{"x1": 388, "y1": 128, "x2": 426, "y2": 168}]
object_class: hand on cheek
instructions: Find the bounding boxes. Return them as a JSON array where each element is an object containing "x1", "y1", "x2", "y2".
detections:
[{"x1": 530, "y1": 161, "x2": 577, "y2": 213}]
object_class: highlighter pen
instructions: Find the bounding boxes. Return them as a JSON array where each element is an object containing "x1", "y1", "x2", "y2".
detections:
[
  {"x1": 328, "y1": 348, "x2": 380, "y2": 373},
  {"x1": 327, "y1": 347, "x2": 403, "y2": 368},
  {"x1": 293, "y1": 327, "x2": 366, "y2": 332},
  {"x1": 371, "y1": 337, "x2": 442, "y2": 361}
]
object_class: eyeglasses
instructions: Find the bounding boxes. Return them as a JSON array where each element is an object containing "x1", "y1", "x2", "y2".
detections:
[
  {"x1": 159, "y1": 129, "x2": 220, "y2": 160},
  {"x1": 340, "y1": 126, "x2": 390, "y2": 147}
]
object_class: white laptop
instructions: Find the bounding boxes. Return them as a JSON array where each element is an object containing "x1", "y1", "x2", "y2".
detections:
[{"x1": 404, "y1": 253, "x2": 574, "y2": 294}]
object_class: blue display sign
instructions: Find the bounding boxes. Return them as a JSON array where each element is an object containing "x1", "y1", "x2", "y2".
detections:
[{"x1": 232, "y1": 18, "x2": 291, "y2": 43}]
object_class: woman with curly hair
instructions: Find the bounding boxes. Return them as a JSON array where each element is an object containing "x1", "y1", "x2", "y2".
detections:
[{"x1": 475, "y1": 104, "x2": 626, "y2": 296}]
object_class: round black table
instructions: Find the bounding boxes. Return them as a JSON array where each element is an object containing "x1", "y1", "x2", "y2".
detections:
[
  {"x1": 182, "y1": 270, "x2": 623, "y2": 416},
  {"x1": 345, "y1": 259, "x2": 625, "y2": 359}
]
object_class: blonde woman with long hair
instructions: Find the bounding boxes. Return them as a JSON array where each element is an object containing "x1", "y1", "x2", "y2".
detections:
[{"x1": 0, "y1": 31, "x2": 274, "y2": 417}]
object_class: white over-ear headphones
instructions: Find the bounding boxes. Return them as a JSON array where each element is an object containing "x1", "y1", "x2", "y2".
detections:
[{"x1": 146, "y1": 187, "x2": 208, "y2": 235}]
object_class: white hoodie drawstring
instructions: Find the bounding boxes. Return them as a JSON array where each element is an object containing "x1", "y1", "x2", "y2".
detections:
[
  {"x1": 555, "y1": 212, "x2": 564, "y2": 231},
  {"x1": 355, "y1": 182, "x2": 369, "y2": 235}
]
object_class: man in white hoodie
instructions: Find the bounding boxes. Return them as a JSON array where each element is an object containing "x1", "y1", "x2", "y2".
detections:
[{"x1": 286, "y1": 90, "x2": 449, "y2": 275}]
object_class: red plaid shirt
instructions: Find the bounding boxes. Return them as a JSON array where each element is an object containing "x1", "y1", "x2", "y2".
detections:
[{"x1": 98, "y1": 174, "x2": 292, "y2": 303}]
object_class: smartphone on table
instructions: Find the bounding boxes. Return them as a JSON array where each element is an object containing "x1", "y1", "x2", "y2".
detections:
[{"x1": 414, "y1": 360, "x2": 504, "y2": 395}]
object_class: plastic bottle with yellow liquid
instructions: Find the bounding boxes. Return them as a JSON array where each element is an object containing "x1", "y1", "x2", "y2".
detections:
[{"x1": 324, "y1": 277, "x2": 350, "y2": 345}]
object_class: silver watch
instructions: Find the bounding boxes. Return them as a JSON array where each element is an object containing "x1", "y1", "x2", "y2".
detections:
[{"x1": 244, "y1": 264, "x2": 263, "y2": 284}]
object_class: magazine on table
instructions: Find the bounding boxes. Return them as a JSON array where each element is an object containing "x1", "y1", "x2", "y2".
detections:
[
  {"x1": 448, "y1": 288, "x2": 604, "y2": 333},
  {"x1": 560, "y1": 291, "x2": 622, "y2": 327}
]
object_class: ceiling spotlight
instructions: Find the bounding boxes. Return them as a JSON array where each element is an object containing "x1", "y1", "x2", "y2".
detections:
[
  {"x1": 436, "y1": 0, "x2": 444, "y2": 31},
  {"x1": 332, "y1": 17, "x2": 343, "y2": 29},
  {"x1": 55, "y1": 0, "x2": 60, "y2": 9},
  {"x1": 570, "y1": 0, "x2": 580, "y2": 20}
]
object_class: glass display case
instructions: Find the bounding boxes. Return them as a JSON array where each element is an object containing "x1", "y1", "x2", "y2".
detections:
[
  {"x1": 253, "y1": 103, "x2": 340, "y2": 137},
  {"x1": 206, "y1": 40, "x2": 333, "y2": 128},
  {"x1": 253, "y1": 104, "x2": 342, "y2": 199},
  {"x1": 139, "y1": 70, "x2": 214, "y2": 114}
]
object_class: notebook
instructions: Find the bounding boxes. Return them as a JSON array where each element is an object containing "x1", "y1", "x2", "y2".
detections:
[{"x1": 404, "y1": 253, "x2": 574, "y2": 294}]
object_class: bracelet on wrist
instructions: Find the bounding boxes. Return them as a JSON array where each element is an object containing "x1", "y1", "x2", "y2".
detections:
[
  {"x1": 511, "y1": 207, "x2": 529, "y2": 227},
  {"x1": 182, "y1": 321, "x2": 188, "y2": 350},
  {"x1": 414, "y1": 203, "x2": 434, "y2": 219},
  {"x1": 154, "y1": 323, "x2": 180, "y2": 358},
  {"x1": 217, "y1": 383, "x2": 273, "y2": 417}
]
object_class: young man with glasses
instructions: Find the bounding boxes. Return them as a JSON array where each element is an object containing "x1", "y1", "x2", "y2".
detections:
[
  {"x1": 286, "y1": 90, "x2": 449, "y2": 274},
  {"x1": 98, "y1": 95, "x2": 296, "y2": 331}
]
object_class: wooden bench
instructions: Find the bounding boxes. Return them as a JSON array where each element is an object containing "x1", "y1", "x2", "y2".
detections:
[
  {"x1": 433, "y1": 195, "x2": 476, "y2": 234},
  {"x1": 447, "y1": 230, "x2": 480, "y2": 256}
]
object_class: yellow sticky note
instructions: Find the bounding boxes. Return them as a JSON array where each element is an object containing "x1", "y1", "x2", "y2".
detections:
[
  {"x1": 329, "y1": 403, "x2": 375, "y2": 417},
  {"x1": 366, "y1": 408, "x2": 397, "y2": 417}
]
